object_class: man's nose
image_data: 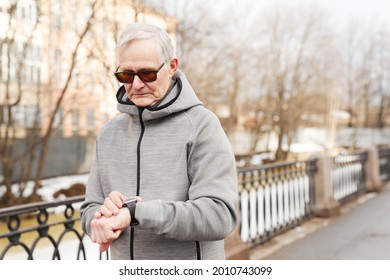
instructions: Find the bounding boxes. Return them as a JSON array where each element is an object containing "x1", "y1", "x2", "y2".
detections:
[{"x1": 132, "y1": 75, "x2": 145, "y2": 88}]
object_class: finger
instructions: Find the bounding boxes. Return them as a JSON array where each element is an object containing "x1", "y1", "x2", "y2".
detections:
[
  {"x1": 99, "y1": 204, "x2": 114, "y2": 217},
  {"x1": 103, "y1": 196, "x2": 122, "y2": 216},
  {"x1": 90, "y1": 218, "x2": 99, "y2": 242},
  {"x1": 103, "y1": 194, "x2": 125, "y2": 216},
  {"x1": 99, "y1": 242, "x2": 111, "y2": 252},
  {"x1": 94, "y1": 211, "x2": 102, "y2": 219},
  {"x1": 113, "y1": 228, "x2": 124, "y2": 238},
  {"x1": 109, "y1": 191, "x2": 127, "y2": 207}
]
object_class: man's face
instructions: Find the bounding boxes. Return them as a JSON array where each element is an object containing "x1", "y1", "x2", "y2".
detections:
[{"x1": 118, "y1": 38, "x2": 176, "y2": 108}]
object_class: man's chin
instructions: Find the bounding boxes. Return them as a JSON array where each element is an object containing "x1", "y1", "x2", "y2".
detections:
[{"x1": 131, "y1": 98, "x2": 156, "y2": 108}]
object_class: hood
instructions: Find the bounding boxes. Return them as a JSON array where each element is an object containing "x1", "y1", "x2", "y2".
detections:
[{"x1": 116, "y1": 70, "x2": 202, "y2": 122}]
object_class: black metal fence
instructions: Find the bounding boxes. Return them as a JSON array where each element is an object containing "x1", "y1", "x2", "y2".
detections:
[{"x1": 0, "y1": 195, "x2": 107, "y2": 260}]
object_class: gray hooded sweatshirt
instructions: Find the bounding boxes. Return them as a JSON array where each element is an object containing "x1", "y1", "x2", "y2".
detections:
[{"x1": 80, "y1": 70, "x2": 238, "y2": 260}]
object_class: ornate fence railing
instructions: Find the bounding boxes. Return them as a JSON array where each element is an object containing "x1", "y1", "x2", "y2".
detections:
[
  {"x1": 0, "y1": 196, "x2": 107, "y2": 260},
  {"x1": 331, "y1": 151, "x2": 368, "y2": 203},
  {"x1": 237, "y1": 159, "x2": 317, "y2": 244},
  {"x1": 379, "y1": 147, "x2": 390, "y2": 182}
]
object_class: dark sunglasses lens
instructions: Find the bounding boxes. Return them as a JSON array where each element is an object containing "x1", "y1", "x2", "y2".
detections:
[
  {"x1": 115, "y1": 72, "x2": 135, "y2": 83},
  {"x1": 139, "y1": 72, "x2": 157, "y2": 83}
]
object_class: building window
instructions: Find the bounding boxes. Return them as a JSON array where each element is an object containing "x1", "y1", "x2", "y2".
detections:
[
  {"x1": 102, "y1": 19, "x2": 108, "y2": 47},
  {"x1": 23, "y1": 44, "x2": 42, "y2": 84},
  {"x1": 71, "y1": 0, "x2": 78, "y2": 32},
  {"x1": 87, "y1": 109, "x2": 94, "y2": 132},
  {"x1": 102, "y1": 113, "x2": 109, "y2": 124},
  {"x1": 72, "y1": 109, "x2": 79, "y2": 133},
  {"x1": 0, "y1": 1, "x2": 8, "y2": 14},
  {"x1": 1, "y1": 42, "x2": 41, "y2": 84},
  {"x1": 17, "y1": 0, "x2": 37, "y2": 21},
  {"x1": 2, "y1": 106, "x2": 41, "y2": 128},
  {"x1": 53, "y1": 108, "x2": 63, "y2": 132},
  {"x1": 51, "y1": 1, "x2": 62, "y2": 30},
  {"x1": 24, "y1": 106, "x2": 40, "y2": 128},
  {"x1": 87, "y1": 59, "x2": 95, "y2": 93},
  {"x1": 8, "y1": 43, "x2": 18, "y2": 81},
  {"x1": 0, "y1": 105, "x2": 5, "y2": 125},
  {"x1": 11, "y1": 106, "x2": 23, "y2": 126},
  {"x1": 51, "y1": 48, "x2": 62, "y2": 88},
  {"x1": 1, "y1": 44, "x2": 8, "y2": 81},
  {"x1": 72, "y1": 68, "x2": 79, "y2": 88}
]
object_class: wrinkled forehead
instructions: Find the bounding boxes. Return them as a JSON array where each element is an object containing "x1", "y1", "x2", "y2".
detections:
[{"x1": 117, "y1": 38, "x2": 163, "y2": 64}]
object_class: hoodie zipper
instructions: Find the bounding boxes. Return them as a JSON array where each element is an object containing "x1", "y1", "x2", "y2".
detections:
[
  {"x1": 130, "y1": 107, "x2": 145, "y2": 260},
  {"x1": 136, "y1": 107, "x2": 145, "y2": 197}
]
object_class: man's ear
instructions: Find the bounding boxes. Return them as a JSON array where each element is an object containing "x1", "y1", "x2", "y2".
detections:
[{"x1": 169, "y1": 57, "x2": 179, "y2": 76}]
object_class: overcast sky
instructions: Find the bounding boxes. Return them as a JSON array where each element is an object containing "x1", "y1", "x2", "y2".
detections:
[
  {"x1": 311, "y1": 0, "x2": 389, "y2": 19},
  {"x1": 244, "y1": 0, "x2": 390, "y2": 25}
]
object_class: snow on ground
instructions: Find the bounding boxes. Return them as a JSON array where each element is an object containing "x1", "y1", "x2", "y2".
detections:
[
  {"x1": 0, "y1": 173, "x2": 89, "y2": 203},
  {"x1": 38, "y1": 173, "x2": 89, "y2": 201}
]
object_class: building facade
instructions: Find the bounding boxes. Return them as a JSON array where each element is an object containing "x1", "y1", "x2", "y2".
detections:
[{"x1": 0, "y1": 0, "x2": 177, "y2": 139}]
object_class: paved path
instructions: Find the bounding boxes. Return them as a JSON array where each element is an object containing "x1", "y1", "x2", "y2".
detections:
[{"x1": 250, "y1": 184, "x2": 390, "y2": 260}]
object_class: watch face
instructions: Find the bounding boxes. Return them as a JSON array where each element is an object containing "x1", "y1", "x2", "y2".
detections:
[{"x1": 124, "y1": 197, "x2": 137, "y2": 204}]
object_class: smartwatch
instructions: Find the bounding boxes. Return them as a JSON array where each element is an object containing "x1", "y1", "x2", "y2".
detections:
[{"x1": 122, "y1": 197, "x2": 139, "y2": 226}]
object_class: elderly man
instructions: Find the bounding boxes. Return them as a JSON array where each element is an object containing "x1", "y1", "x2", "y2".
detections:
[{"x1": 80, "y1": 23, "x2": 238, "y2": 260}]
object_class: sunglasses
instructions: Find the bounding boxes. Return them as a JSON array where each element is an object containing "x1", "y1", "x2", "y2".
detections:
[{"x1": 114, "y1": 62, "x2": 165, "y2": 84}]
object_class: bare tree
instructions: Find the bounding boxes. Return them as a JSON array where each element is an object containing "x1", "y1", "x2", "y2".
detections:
[
  {"x1": 0, "y1": 0, "x2": 99, "y2": 207},
  {"x1": 31, "y1": 0, "x2": 99, "y2": 200},
  {"x1": 340, "y1": 19, "x2": 390, "y2": 148},
  {"x1": 156, "y1": 0, "x2": 261, "y2": 136},
  {"x1": 342, "y1": 20, "x2": 361, "y2": 128},
  {"x1": 244, "y1": 4, "x2": 337, "y2": 161},
  {"x1": 0, "y1": 0, "x2": 43, "y2": 206},
  {"x1": 112, "y1": 0, "x2": 390, "y2": 164},
  {"x1": 375, "y1": 27, "x2": 390, "y2": 128}
]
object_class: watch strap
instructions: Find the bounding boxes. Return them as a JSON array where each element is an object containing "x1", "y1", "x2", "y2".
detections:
[{"x1": 123, "y1": 199, "x2": 139, "y2": 226}]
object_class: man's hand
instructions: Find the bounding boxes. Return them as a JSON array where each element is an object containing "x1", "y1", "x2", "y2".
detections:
[
  {"x1": 90, "y1": 208, "x2": 131, "y2": 251},
  {"x1": 99, "y1": 191, "x2": 127, "y2": 217},
  {"x1": 91, "y1": 191, "x2": 142, "y2": 251}
]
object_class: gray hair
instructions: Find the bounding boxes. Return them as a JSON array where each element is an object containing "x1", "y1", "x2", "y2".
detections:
[{"x1": 117, "y1": 23, "x2": 175, "y2": 64}]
